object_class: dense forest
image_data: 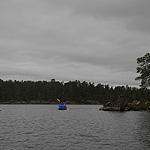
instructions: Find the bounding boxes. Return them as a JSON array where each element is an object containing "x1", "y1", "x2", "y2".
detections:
[{"x1": 0, "y1": 79, "x2": 150, "y2": 104}]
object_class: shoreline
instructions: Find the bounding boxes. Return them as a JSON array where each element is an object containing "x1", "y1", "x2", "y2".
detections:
[{"x1": 0, "y1": 102, "x2": 102, "y2": 105}]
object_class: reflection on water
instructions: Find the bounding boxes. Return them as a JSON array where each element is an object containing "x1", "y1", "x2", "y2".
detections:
[
  {"x1": 135, "y1": 112, "x2": 150, "y2": 148},
  {"x1": 0, "y1": 105, "x2": 150, "y2": 150}
]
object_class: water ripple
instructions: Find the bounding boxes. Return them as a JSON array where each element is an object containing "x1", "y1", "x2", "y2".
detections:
[{"x1": 0, "y1": 105, "x2": 150, "y2": 150}]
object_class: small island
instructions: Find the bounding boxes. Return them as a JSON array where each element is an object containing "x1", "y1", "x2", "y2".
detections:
[{"x1": 100, "y1": 98, "x2": 150, "y2": 111}]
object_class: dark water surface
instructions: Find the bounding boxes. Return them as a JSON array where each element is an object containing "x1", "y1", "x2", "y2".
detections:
[{"x1": 0, "y1": 105, "x2": 150, "y2": 150}]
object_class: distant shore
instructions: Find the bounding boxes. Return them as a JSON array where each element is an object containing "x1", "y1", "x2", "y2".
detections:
[{"x1": 0, "y1": 100, "x2": 102, "y2": 105}]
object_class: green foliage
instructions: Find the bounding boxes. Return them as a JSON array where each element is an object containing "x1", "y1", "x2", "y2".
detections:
[
  {"x1": 0, "y1": 79, "x2": 150, "y2": 104},
  {"x1": 136, "y1": 52, "x2": 150, "y2": 88}
]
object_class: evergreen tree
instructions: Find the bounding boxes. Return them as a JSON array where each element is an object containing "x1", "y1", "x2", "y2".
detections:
[
  {"x1": 0, "y1": 79, "x2": 150, "y2": 104},
  {"x1": 136, "y1": 52, "x2": 150, "y2": 88}
]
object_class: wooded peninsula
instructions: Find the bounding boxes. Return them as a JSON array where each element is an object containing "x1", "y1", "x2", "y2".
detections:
[{"x1": 0, "y1": 79, "x2": 150, "y2": 105}]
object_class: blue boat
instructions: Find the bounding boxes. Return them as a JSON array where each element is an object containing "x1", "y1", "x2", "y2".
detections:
[{"x1": 58, "y1": 104, "x2": 67, "y2": 110}]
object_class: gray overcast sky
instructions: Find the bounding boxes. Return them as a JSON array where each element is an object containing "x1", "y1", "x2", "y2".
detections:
[{"x1": 0, "y1": 0, "x2": 150, "y2": 87}]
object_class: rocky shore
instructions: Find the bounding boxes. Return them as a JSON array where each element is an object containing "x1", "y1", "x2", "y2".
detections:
[{"x1": 100, "y1": 99, "x2": 150, "y2": 111}]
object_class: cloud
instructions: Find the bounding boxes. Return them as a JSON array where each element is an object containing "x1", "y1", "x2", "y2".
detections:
[{"x1": 0, "y1": 0, "x2": 150, "y2": 87}]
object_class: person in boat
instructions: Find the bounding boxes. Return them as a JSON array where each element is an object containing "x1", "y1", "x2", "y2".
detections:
[{"x1": 61, "y1": 102, "x2": 65, "y2": 105}]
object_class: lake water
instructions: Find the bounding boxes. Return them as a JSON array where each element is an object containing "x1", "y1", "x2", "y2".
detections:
[{"x1": 0, "y1": 105, "x2": 150, "y2": 150}]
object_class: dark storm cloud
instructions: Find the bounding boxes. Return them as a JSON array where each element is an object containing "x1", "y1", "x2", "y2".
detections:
[{"x1": 0, "y1": 0, "x2": 150, "y2": 86}]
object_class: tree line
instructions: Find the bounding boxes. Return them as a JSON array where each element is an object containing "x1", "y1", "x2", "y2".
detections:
[
  {"x1": 0, "y1": 79, "x2": 150, "y2": 104},
  {"x1": 0, "y1": 52, "x2": 149, "y2": 104}
]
